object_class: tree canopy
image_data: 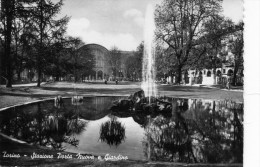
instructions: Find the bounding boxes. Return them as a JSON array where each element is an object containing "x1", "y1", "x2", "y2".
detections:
[
  {"x1": 155, "y1": 0, "x2": 243, "y2": 84},
  {"x1": 0, "y1": 0, "x2": 96, "y2": 86},
  {"x1": 125, "y1": 42, "x2": 143, "y2": 81}
]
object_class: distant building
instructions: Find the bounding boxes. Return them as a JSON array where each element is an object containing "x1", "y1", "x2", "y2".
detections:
[
  {"x1": 187, "y1": 63, "x2": 243, "y2": 85},
  {"x1": 78, "y1": 44, "x2": 135, "y2": 81},
  {"x1": 13, "y1": 43, "x2": 135, "y2": 83},
  {"x1": 78, "y1": 44, "x2": 110, "y2": 81},
  {"x1": 164, "y1": 63, "x2": 243, "y2": 86}
]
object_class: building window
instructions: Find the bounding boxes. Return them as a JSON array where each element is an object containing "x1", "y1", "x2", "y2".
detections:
[
  {"x1": 217, "y1": 70, "x2": 221, "y2": 77},
  {"x1": 223, "y1": 69, "x2": 226, "y2": 73},
  {"x1": 207, "y1": 71, "x2": 211, "y2": 77},
  {"x1": 227, "y1": 69, "x2": 233, "y2": 76}
]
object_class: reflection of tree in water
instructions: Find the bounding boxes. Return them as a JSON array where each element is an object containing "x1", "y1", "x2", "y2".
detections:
[
  {"x1": 142, "y1": 99, "x2": 243, "y2": 163},
  {"x1": 44, "y1": 116, "x2": 86, "y2": 150},
  {"x1": 0, "y1": 101, "x2": 87, "y2": 151},
  {"x1": 99, "y1": 116, "x2": 126, "y2": 147},
  {"x1": 189, "y1": 100, "x2": 243, "y2": 163},
  {"x1": 80, "y1": 96, "x2": 120, "y2": 120},
  {"x1": 143, "y1": 114, "x2": 196, "y2": 162}
]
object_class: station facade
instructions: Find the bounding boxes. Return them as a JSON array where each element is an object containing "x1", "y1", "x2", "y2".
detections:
[
  {"x1": 77, "y1": 44, "x2": 134, "y2": 81},
  {"x1": 15, "y1": 43, "x2": 135, "y2": 82}
]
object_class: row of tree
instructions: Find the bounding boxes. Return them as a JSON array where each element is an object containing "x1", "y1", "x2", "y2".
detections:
[
  {"x1": 154, "y1": 0, "x2": 244, "y2": 85},
  {"x1": 0, "y1": 0, "x2": 96, "y2": 87},
  {"x1": 0, "y1": 0, "x2": 244, "y2": 87},
  {"x1": 0, "y1": 0, "x2": 127, "y2": 86},
  {"x1": 123, "y1": 0, "x2": 243, "y2": 85}
]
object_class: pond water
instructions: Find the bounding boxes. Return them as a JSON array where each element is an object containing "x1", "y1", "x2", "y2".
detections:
[{"x1": 0, "y1": 96, "x2": 243, "y2": 163}]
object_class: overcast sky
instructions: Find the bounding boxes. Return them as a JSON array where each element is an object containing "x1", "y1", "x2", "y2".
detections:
[{"x1": 55, "y1": 0, "x2": 243, "y2": 51}]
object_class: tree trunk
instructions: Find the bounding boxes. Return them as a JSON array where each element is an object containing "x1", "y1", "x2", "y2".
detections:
[
  {"x1": 37, "y1": 64, "x2": 41, "y2": 86},
  {"x1": 0, "y1": 50, "x2": 2, "y2": 85},
  {"x1": 75, "y1": 74, "x2": 78, "y2": 83},
  {"x1": 212, "y1": 101, "x2": 216, "y2": 132},
  {"x1": 213, "y1": 68, "x2": 216, "y2": 85},
  {"x1": 37, "y1": 0, "x2": 44, "y2": 87},
  {"x1": 5, "y1": 0, "x2": 14, "y2": 88},
  {"x1": 17, "y1": 71, "x2": 21, "y2": 81},
  {"x1": 55, "y1": 75, "x2": 60, "y2": 81},
  {"x1": 115, "y1": 68, "x2": 118, "y2": 79},
  {"x1": 232, "y1": 67, "x2": 238, "y2": 86},
  {"x1": 176, "y1": 65, "x2": 182, "y2": 84}
]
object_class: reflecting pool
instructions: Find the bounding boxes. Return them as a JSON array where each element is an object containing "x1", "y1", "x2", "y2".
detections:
[{"x1": 0, "y1": 97, "x2": 243, "y2": 163}]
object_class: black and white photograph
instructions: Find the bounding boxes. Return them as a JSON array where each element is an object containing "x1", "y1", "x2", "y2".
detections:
[{"x1": 0, "y1": 0, "x2": 259, "y2": 166}]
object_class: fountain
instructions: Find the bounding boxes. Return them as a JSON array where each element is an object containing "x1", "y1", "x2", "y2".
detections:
[
  {"x1": 110, "y1": 5, "x2": 171, "y2": 114},
  {"x1": 141, "y1": 4, "x2": 157, "y2": 102}
]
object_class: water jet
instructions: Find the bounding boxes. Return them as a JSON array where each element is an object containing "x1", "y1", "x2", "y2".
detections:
[{"x1": 141, "y1": 4, "x2": 157, "y2": 103}]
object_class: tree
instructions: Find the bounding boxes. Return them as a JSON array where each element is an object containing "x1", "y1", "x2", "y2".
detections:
[
  {"x1": 43, "y1": 16, "x2": 70, "y2": 81},
  {"x1": 0, "y1": 0, "x2": 68, "y2": 87},
  {"x1": 155, "y1": 0, "x2": 223, "y2": 84},
  {"x1": 11, "y1": 11, "x2": 38, "y2": 82},
  {"x1": 125, "y1": 42, "x2": 143, "y2": 81},
  {"x1": 201, "y1": 19, "x2": 244, "y2": 85},
  {"x1": 108, "y1": 47, "x2": 121, "y2": 79},
  {"x1": 65, "y1": 37, "x2": 95, "y2": 82},
  {"x1": 0, "y1": 8, "x2": 5, "y2": 85},
  {"x1": 1, "y1": 0, "x2": 16, "y2": 87},
  {"x1": 12, "y1": 18, "x2": 26, "y2": 81},
  {"x1": 228, "y1": 22, "x2": 244, "y2": 85},
  {"x1": 28, "y1": 0, "x2": 67, "y2": 87},
  {"x1": 67, "y1": 37, "x2": 84, "y2": 82},
  {"x1": 1, "y1": 0, "x2": 36, "y2": 86},
  {"x1": 197, "y1": 16, "x2": 232, "y2": 84},
  {"x1": 155, "y1": 44, "x2": 176, "y2": 81},
  {"x1": 76, "y1": 42, "x2": 95, "y2": 82},
  {"x1": 44, "y1": 42, "x2": 67, "y2": 81}
]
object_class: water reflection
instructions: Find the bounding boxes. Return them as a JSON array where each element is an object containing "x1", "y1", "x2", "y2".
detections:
[
  {"x1": 140, "y1": 98, "x2": 243, "y2": 163},
  {"x1": 71, "y1": 96, "x2": 84, "y2": 106},
  {"x1": 0, "y1": 97, "x2": 243, "y2": 163},
  {"x1": 79, "y1": 97, "x2": 120, "y2": 120},
  {"x1": 99, "y1": 116, "x2": 126, "y2": 147},
  {"x1": 0, "y1": 101, "x2": 87, "y2": 150}
]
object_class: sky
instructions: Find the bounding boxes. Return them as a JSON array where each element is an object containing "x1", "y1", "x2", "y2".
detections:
[{"x1": 54, "y1": 0, "x2": 243, "y2": 51}]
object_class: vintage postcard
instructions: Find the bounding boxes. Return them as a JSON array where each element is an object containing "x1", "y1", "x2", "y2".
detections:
[{"x1": 0, "y1": 0, "x2": 256, "y2": 166}]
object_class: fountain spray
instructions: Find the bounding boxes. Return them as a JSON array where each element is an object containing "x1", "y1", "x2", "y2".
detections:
[{"x1": 141, "y1": 4, "x2": 157, "y2": 103}]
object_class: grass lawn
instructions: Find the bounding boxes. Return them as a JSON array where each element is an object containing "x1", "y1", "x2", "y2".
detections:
[{"x1": 0, "y1": 81, "x2": 243, "y2": 108}]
